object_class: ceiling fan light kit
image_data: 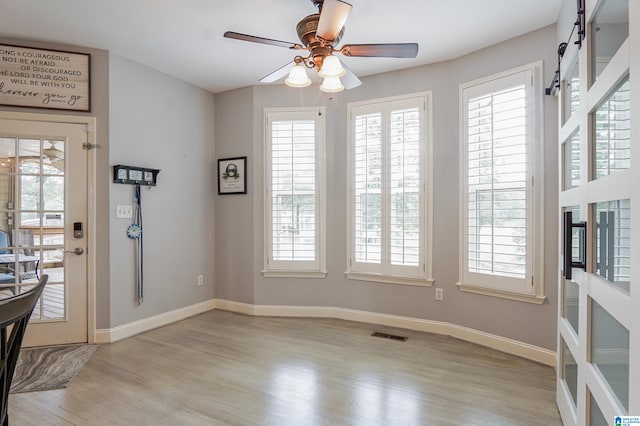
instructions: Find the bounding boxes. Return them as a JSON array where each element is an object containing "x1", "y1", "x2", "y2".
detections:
[
  {"x1": 285, "y1": 64, "x2": 312, "y2": 87},
  {"x1": 319, "y1": 75, "x2": 344, "y2": 93},
  {"x1": 224, "y1": 0, "x2": 418, "y2": 93},
  {"x1": 318, "y1": 55, "x2": 346, "y2": 77}
]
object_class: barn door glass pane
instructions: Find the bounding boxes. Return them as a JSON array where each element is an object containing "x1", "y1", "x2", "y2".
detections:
[
  {"x1": 563, "y1": 131, "x2": 580, "y2": 190},
  {"x1": 589, "y1": 392, "x2": 608, "y2": 426},
  {"x1": 591, "y1": 0, "x2": 629, "y2": 82},
  {"x1": 562, "y1": 338, "x2": 578, "y2": 406},
  {"x1": 594, "y1": 79, "x2": 631, "y2": 179},
  {"x1": 563, "y1": 58, "x2": 580, "y2": 124},
  {"x1": 594, "y1": 199, "x2": 631, "y2": 294},
  {"x1": 563, "y1": 206, "x2": 580, "y2": 334},
  {"x1": 591, "y1": 299, "x2": 629, "y2": 411},
  {"x1": 563, "y1": 278, "x2": 580, "y2": 335}
]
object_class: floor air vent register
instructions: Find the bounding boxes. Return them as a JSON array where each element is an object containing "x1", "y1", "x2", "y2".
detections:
[{"x1": 371, "y1": 331, "x2": 408, "y2": 342}]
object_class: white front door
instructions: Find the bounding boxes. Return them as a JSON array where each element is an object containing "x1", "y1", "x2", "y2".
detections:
[{"x1": 0, "y1": 116, "x2": 89, "y2": 346}]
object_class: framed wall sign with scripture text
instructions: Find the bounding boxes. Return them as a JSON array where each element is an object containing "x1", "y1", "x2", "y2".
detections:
[{"x1": 0, "y1": 44, "x2": 90, "y2": 111}]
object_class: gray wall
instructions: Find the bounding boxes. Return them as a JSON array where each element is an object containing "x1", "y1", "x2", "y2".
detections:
[
  {"x1": 0, "y1": 39, "x2": 217, "y2": 330},
  {"x1": 213, "y1": 87, "x2": 255, "y2": 304},
  {"x1": 108, "y1": 53, "x2": 216, "y2": 327},
  {"x1": 214, "y1": 25, "x2": 559, "y2": 350},
  {"x1": 557, "y1": 0, "x2": 579, "y2": 45}
]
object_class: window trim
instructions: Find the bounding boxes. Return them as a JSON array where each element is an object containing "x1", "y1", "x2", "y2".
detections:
[
  {"x1": 457, "y1": 62, "x2": 546, "y2": 303},
  {"x1": 262, "y1": 107, "x2": 327, "y2": 278},
  {"x1": 345, "y1": 92, "x2": 433, "y2": 286}
]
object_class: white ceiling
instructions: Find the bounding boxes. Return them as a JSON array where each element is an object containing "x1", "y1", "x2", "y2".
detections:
[{"x1": 0, "y1": 0, "x2": 561, "y2": 94}]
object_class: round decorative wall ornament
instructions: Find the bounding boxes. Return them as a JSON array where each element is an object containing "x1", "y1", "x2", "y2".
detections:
[{"x1": 127, "y1": 223, "x2": 142, "y2": 239}]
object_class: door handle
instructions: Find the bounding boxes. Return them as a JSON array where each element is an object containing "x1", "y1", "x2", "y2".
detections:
[
  {"x1": 563, "y1": 211, "x2": 586, "y2": 280},
  {"x1": 65, "y1": 247, "x2": 84, "y2": 255}
]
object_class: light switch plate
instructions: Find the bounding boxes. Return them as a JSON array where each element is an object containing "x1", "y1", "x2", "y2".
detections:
[{"x1": 116, "y1": 204, "x2": 133, "y2": 219}]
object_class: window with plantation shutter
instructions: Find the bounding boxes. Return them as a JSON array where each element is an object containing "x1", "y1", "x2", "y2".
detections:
[
  {"x1": 347, "y1": 93, "x2": 433, "y2": 285},
  {"x1": 264, "y1": 108, "x2": 326, "y2": 277},
  {"x1": 459, "y1": 63, "x2": 544, "y2": 300}
]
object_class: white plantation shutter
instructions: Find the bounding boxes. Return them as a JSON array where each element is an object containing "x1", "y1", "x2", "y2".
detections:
[
  {"x1": 349, "y1": 94, "x2": 429, "y2": 281},
  {"x1": 265, "y1": 109, "x2": 325, "y2": 274},
  {"x1": 271, "y1": 119, "x2": 316, "y2": 261},
  {"x1": 390, "y1": 108, "x2": 421, "y2": 267},
  {"x1": 462, "y1": 67, "x2": 537, "y2": 294},
  {"x1": 354, "y1": 112, "x2": 382, "y2": 264},
  {"x1": 467, "y1": 85, "x2": 528, "y2": 278}
]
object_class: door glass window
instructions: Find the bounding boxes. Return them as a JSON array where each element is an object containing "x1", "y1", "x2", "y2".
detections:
[
  {"x1": 589, "y1": 391, "x2": 608, "y2": 426},
  {"x1": 562, "y1": 131, "x2": 580, "y2": 190},
  {"x1": 0, "y1": 137, "x2": 65, "y2": 320},
  {"x1": 562, "y1": 338, "x2": 578, "y2": 406},
  {"x1": 563, "y1": 278, "x2": 580, "y2": 335},
  {"x1": 591, "y1": 299, "x2": 629, "y2": 411},
  {"x1": 594, "y1": 199, "x2": 631, "y2": 294},
  {"x1": 594, "y1": 78, "x2": 631, "y2": 180},
  {"x1": 563, "y1": 206, "x2": 581, "y2": 334},
  {"x1": 591, "y1": 0, "x2": 629, "y2": 83},
  {"x1": 563, "y1": 58, "x2": 580, "y2": 124}
]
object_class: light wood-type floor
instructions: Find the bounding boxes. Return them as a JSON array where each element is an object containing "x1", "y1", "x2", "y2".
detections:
[{"x1": 9, "y1": 310, "x2": 562, "y2": 425}]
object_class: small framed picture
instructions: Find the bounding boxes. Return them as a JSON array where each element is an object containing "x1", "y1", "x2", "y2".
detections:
[
  {"x1": 128, "y1": 169, "x2": 143, "y2": 181},
  {"x1": 117, "y1": 168, "x2": 128, "y2": 180},
  {"x1": 218, "y1": 156, "x2": 247, "y2": 195}
]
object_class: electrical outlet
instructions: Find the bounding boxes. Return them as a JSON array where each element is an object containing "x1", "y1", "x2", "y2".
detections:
[
  {"x1": 197, "y1": 274, "x2": 204, "y2": 286},
  {"x1": 435, "y1": 288, "x2": 444, "y2": 301},
  {"x1": 116, "y1": 204, "x2": 133, "y2": 219}
]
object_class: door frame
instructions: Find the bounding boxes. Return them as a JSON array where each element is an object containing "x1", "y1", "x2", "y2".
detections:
[{"x1": 0, "y1": 111, "x2": 96, "y2": 344}]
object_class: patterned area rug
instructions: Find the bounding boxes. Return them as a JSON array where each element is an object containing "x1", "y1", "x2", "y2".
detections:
[{"x1": 10, "y1": 344, "x2": 100, "y2": 393}]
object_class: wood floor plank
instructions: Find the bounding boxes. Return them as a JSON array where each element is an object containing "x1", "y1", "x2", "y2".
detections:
[{"x1": 9, "y1": 310, "x2": 562, "y2": 425}]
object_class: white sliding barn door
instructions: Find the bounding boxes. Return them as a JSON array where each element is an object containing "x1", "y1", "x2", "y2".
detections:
[{"x1": 556, "y1": 1, "x2": 638, "y2": 425}]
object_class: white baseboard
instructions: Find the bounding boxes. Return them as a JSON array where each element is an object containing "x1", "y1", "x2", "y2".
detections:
[
  {"x1": 95, "y1": 299, "x2": 216, "y2": 344},
  {"x1": 213, "y1": 298, "x2": 254, "y2": 315},
  {"x1": 95, "y1": 298, "x2": 555, "y2": 367},
  {"x1": 213, "y1": 299, "x2": 556, "y2": 367}
]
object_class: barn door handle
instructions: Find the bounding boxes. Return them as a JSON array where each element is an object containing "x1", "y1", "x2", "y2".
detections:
[{"x1": 563, "y1": 211, "x2": 586, "y2": 280}]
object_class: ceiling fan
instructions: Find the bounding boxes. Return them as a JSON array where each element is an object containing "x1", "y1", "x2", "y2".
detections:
[
  {"x1": 39, "y1": 142, "x2": 64, "y2": 171},
  {"x1": 224, "y1": 0, "x2": 419, "y2": 92},
  {"x1": 43, "y1": 141, "x2": 64, "y2": 161}
]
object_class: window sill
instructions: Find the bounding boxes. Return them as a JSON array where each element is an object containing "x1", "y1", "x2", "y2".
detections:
[
  {"x1": 345, "y1": 272, "x2": 433, "y2": 287},
  {"x1": 262, "y1": 270, "x2": 328, "y2": 279},
  {"x1": 456, "y1": 282, "x2": 546, "y2": 304}
]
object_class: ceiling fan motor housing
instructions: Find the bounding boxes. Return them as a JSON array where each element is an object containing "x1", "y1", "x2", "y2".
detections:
[
  {"x1": 296, "y1": 14, "x2": 344, "y2": 46},
  {"x1": 296, "y1": 13, "x2": 343, "y2": 69}
]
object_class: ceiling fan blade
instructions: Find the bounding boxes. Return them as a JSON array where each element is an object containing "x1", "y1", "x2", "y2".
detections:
[
  {"x1": 224, "y1": 31, "x2": 303, "y2": 50},
  {"x1": 316, "y1": 0, "x2": 352, "y2": 42},
  {"x1": 259, "y1": 61, "x2": 295, "y2": 83},
  {"x1": 341, "y1": 63, "x2": 361, "y2": 90},
  {"x1": 340, "y1": 43, "x2": 419, "y2": 58}
]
